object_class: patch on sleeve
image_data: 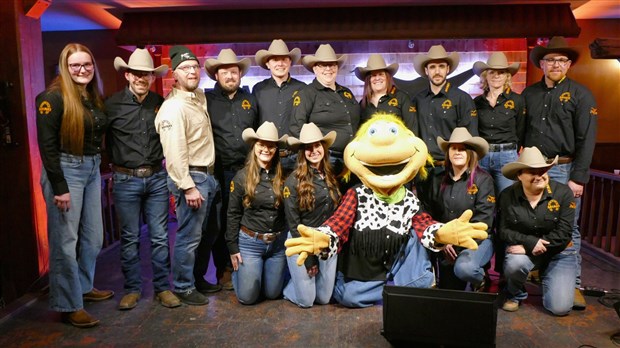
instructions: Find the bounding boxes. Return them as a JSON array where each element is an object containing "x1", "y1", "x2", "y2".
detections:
[
  {"x1": 569, "y1": 201, "x2": 576, "y2": 209},
  {"x1": 590, "y1": 107, "x2": 597, "y2": 116},
  {"x1": 229, "y1": 180, "x2": 235, "y2": 193},
  {"x1": 470, "y1": 109, "x2": 477, "y2": 117},
  {"x1": 283, "y1": 186, "x2": 290, "y2": 199},
  {"x1": 487, "y1": 195, "x2": 496, "y2": 203},
  {"x1": 38, "y1": 101, "x2": 52, "y2": 115},
  {"x1": 409, "y1": 106, "x2": 416, "y2": 113},
  {"x1": 160, "y1": 120, "x2": 172, "y2": 131}
]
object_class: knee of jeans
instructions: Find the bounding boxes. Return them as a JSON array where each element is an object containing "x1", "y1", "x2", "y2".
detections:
[
  {"x1": 236, "y1": 290, "x2": 259, "y2": 305},
  {"x1": 453, "y1": 261, "x2": 476, "y2": 280},
  {"x1": 544, "y1": 300, "x2": 572, "y2": 316},
  {"x1": 503, "y1": 257, "x2": 529, "y2": 276}
]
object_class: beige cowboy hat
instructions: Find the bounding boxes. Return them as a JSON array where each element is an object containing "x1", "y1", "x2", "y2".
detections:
[
  {"x1": 255, "y1": 39, "x2": 301, "y2": 69},
  {"x1": 114, "y1": 48, "x2": 169, "y2": 77},
  {"x1": 353, "y1": 53, "x2": 399, "y2": 81},
  {"x1": 501, "y1": 147, "x2": 559, "y2": 180},
  {"x1": 301, "y1": 44, "x2": 346, "y2": 72},
  {"x1": 287, "y1": 122, "x2": 337, "y2": 151},
  {"x1": 437, "y1": 127, "x2": 489, "y2": 158},
  {"x1": 413, "y1": 45, "x2": 460, "y2": 77},
  {"x1": 473, "y1": 52, "x2": 521, "y2": 76},
  {"x1": 242, "y1": 121, "x2": 288, "y2": 146},
  {"x1": 204, "y1": 48, "x2": 251, "y2": 80},
  {"x1": 530, "y1": 36, "x2": 580, "y2": 69}
]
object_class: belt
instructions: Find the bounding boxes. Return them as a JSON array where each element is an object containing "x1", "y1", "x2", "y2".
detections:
[
  {"x1": 329, "y1": 150, "x2": 344, "y2": 159},
  {"x1": 112, "y1": 164, "x2": 161, "y2": 178},
  {"x1": 189, "y1": 165, "x2": 214, "y2": 175},
  {"x1": 433, "y1": 160, "x2": 445, "y2": 167},
  {"x1": 489, "y1": 143, "x2": 517, "y2": 152},
  {"x1": 279, "y1": 149, "x2": 291, "y2": 158},
  {"x1": 240, "y1": 225, "x2": 281, "y2": 243},
  {"x1": 557, "y1": 156, "x2": 573, "y2": 164}
]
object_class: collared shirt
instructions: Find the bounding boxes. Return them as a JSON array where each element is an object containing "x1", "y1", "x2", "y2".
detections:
[
  {"x1": 283, "y1": 168, "x2": 338, "y2": 238},
  {"x1": 475, "y1": 88, "x2": 526, "y2": 146},
  {"x1": 105, "y1": 87, "x2": 164, "y2": 168},
  {"x1": 226, "y1": 168, "x2": 286, "y2": 255},
  {"x1": 155, "y1": 87, "x2": 215, "y2": 190},
  {"x1": 36, "y1": 90, "x2": 107, "y2": 195},
  {"x1": 497, "y1": 180, "x2": 575, "y2": 257},
  {"x1": 414, "y1": 82, "x2": 477, "y2": 160},
  {"x1": 361, "y1": 86, "x2": 416, "y2": 131},
  {"x1": 206, "y1": 84, "x2": 258, "y2": 168},
  {"x1": 253, "y1": 76, "x2": 306, "y2": 135},
  {"x1": 290, "y1": 78, "x2": 361, "y2": 153},
  {"x1": 522, "y1": 77, "x2": 598, "y2": 184}
]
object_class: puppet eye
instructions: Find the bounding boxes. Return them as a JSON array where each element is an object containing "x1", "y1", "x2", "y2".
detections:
[
  {"x1": 388, "y1": 124, "x2": 398, "y2": 135},
  {"x1": 368, "y1": 125, "x2": 378, "y2": 136}
]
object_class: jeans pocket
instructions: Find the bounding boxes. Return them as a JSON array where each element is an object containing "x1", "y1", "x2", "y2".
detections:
[
  {"x1": 113, "y1": 172, "x2": 131, "y2": 184},
  {"x1": 60, "y1": 154, "x2": 83, "y2": 168},
  {"x1": 189, "y1": 171, "x2": 209, "y2": 184}
]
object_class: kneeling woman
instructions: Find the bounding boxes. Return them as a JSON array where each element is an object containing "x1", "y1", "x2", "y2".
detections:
[
  {"x1": 226, "y1": 122, "x2": 288, "y2": 304},
  {"x1": 434, "y1": 128, "x2": 496, "y2": 291},
  {"x1": 283, "y1": 123, "x2": 341, "y2": 307}
]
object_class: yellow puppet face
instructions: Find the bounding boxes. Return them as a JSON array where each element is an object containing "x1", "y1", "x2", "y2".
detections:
[{"x1": 344, "y1": 113, "x2": 429, "y2": 196}]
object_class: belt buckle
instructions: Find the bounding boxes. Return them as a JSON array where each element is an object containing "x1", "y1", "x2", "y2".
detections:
[
  {"x1": 262, "y1": 233, "x2": 275, "y2": 243},
  {"x1": 135, "y1": 167, "x2": 152, "y2": 177}
]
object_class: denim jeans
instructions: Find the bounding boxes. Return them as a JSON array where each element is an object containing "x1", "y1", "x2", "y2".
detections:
[
  {"x1": 333, "y1": 232, "x2": 435, "y2": 308},
  {"x1": 283, "y1": 232, "x2": 337, "y2": 308},
  {"x1": 503, "y1": 247, "x2": 578, "y2": 316},
  {"x1": 168, "y1": 171, "x2": 217, "y2": 292},
  {"x1": 479, "y1": 149, "x2": 517, "y2": 195},
  {"x1": 113, "y1": 169, "x2": 171, "y2": 293},
  {"x1": 232, "y1": 230, "x2": 287, "y2": 305},
  {"x1": 547, "y1": 163, "x2": 582, "y2": 287},
  {"x1": 41, "y1": 153, "x2": 103, "y2": 312},
  {"x1": 439, "y1": 238, "x2": 494, "y2": 289}
]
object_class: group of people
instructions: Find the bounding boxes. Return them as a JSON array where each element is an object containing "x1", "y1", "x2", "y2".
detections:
[{"x1": 35, "y1": 35, "x2": 597, "y2": 328}]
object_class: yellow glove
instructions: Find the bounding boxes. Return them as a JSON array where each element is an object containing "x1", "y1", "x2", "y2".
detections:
[
  {"x1": 285, "y1": 224, "x2": 330, "y2": 266},
  {"x1": 436, "y1": 210, "x2": 488, "y2": 250}
]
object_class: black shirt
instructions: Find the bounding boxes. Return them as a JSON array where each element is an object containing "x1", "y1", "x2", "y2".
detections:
[
  {"x1": 36, "y1": 90, "x2": 107, "y2": 195},
  {"x1": 474, "y1": 88, "x2": 526, "y2": 147},
  {"x1": 283, "y1": 168, "x2": 338, "y2": 238},
  {"x1": 226, "y1": 168, "x2": 286, "y2": 254},
  {"x1": 105, "y1": 87, "x2": 164, "y2": 168},
  {"x1": 414, "y1": 82, "x2": 477, "y2": 160},
  {"x1": 206, "y1": 84, "x2": 258, "y2": 168},
  {"x1": 497, "y1": 180, "x2": 575, "y2": 257},
  {"x1": 290, "y1": 79, "x2": 361, "y2": 153},
  {"x1": 360, "y1": 86, "x2": 416, "y2": 131},
  {"x1": 522, "y1": 77, "x2": 597, "y2": 184},
  {"x1": 253, "y1": 76, "x2": 306, "y2": 136}
]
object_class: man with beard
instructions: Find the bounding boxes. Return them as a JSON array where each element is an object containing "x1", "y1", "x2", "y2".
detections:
[
  {"x1": 200, "y1": 49, "x2": 258, "y2": 292},
  {"x1": 412, "y1": 45, "x2": 477, "y2": 219},
  {"x1": 155, "y1": 46, "x2": 218, "y2": 306},
  {"x1": 253, "y1": 39, "x2": 306, "y2": 173},
  {"x1": 106, "y1": 48, "x2": 181, "y2": 310},
  {"x1": 522, "y1": 37, "x2": 597, "y2": 310}
]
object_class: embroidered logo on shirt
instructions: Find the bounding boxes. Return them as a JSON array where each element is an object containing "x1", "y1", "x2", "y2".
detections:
[
  {"x1": 470, "y1": 109, "x2": 477, "y2": 117},
  {"x1": 569, "y1": 201, "x2": 576, "y2": 209},
  {"x1": 38, "y1": 101, "x2": 52, "y2": 115},
  {"x1": 160, "y1": 120, "x2": 172, "y2": 131},
  {"x1": 487, "y1": 195, "x2": 496, "y2": 203},
  {"x1": 409, "y1": 106, "x2": 416, "y2": 113},
  {"x1": 546, "y1": 185, "x2": 552, "y2": 194},
  {"x1": 241, "y1": 100, "x2": 251, "y2": 110},
  {"x1": 590, "y1": 107, "x2": 597, "y2": 116},
  {"x1": 559, "y1": 92, "x2": 571, "y2": 103},
  {"x1": 154, "y1": 106, "x2": 160, "y2": 114},
  {"x1": 547, "y1": 199, "x2": 560, "y2": 212},
  {"x1": 388, "y1": 98, "x2": 398, "y2": 107},
  {"x1": 230, "y1": 180, "x2": 235, "y2": 193},
  {"x1": 504, "y1": 100, "x2": 515, "y2": 110},
  {"x1": 293, "y1": 95, "x2": 301, "y2": 107},
  {"x1": 441, "y1": 100, "x2": 452, "y2": 110},
  {"x1": 343, "y1": 91, "x2": 353, "y2": 99},
  {"x1": 283, "y1": 186, "x2": 290, "y2": 199},
  {"x1": 467, "y1": 184, "x2": 478, "y2": 195}
]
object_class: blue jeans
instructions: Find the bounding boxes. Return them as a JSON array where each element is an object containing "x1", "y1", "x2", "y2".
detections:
[
  {"x1": 41, "y1": 153, "x2": 103, "y2": 312},
  {"x1": 547, "y1": 163, "x2": 582, "y2": 287},
  {"x1": 168, "y1": 171, "x2": 217, "y2": 292},
  {"x1": 113, "y1": 169, "x2": 171, "y2": 293},
  {"x1": 283, "y1": 233, "x2": 337, "y2": 308},
  {"x1": 479, "y1": 149, "x2": 517, "y2": 195},
  {"x1": 444, "y1": 238, "x2": 494, "y2": 287},
  {"x1": 333, "y1": 232, "x2": 435, "y2": 308},
  {"x1": 232, "y1": 230, "x2": 287, "y2": 305},
  {"x1": 503, "y1": 247, "x2": 578, "y2": 316}
]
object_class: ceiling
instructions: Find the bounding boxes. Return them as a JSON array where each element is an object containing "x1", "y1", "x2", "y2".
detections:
[{"x1": 39, "y1": 0, "x2": 620, "y2": 32}]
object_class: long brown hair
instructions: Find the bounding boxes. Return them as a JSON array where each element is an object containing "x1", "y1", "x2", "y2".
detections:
[
  {"x1": 47, "y1": 43, "x2": 104, "y2": 155},
  {"x1": 294, "y1": 143, "x2": 341, "y2": 211},
  {"x1": 441, "y1": 146, "x2": 480, "y2": 191},
  {"x1": 360, "y1": 70, "x2": 395, "y2": 108},
  {"x1": 242, "y1": 143, "x2": 285, "y2": 209}
]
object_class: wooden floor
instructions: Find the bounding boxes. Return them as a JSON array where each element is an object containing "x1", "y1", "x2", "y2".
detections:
[{"x1": 1, "y1": 230, "x2": 619, "y2": 347}]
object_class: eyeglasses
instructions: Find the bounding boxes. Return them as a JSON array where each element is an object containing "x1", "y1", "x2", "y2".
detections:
[
  {"x1": 256, "y1": 142, "x2": 277, "y2": 152},
  {"x1": 68, "y1": 62, "x2": 94, "y2": 73},
  {"x1": 542, "y1": 58, "x2": 570, "y2": 66},
  {"x1": 315, "y1": 62, "x2": 338, "y2": 70},
  {"x1": 177, "y1": 64, "x2": 201, "y2": 73}
]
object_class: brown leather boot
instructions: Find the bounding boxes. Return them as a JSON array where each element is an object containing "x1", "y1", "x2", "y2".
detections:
[
  {"x1": 156, "y1": 290, "x2": 182, "y2": 308},
  {"x1": 61, "y1": 309, "x2": 100, "y2": 328},
  {"x1": 83, "y1": 288, "x2": 114, "y2": 302},
  {"x1": 118, "y1": 293, "x2": 140, "y2": 310}
]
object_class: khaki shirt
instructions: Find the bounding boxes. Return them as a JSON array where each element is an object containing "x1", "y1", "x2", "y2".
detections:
[{"x1": 155, "y1": 88, "x2": 215, "y2": 190}]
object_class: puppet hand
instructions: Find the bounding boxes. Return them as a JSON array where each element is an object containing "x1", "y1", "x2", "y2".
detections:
[
  {"x1": 285, "y1": 225, "x2": 330, "y2": 266},
  {"x1": 436, "y1": 210, "x2": 488, "y2": 250}
]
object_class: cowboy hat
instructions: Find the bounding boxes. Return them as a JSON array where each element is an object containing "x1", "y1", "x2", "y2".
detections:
[
  {"x1": 529, "y1": 36, "x2": 579, "y2": 69},
  {"x1": 242, "y1": 121, "x2": 288, "y2": 146},
  {"x1": 501, "y1": 147, "x2": 559, "y2": 180},
  {"x1": 114, "y1": 48, "x2": 168, "y2": 76},
  {"x1": 255, "y1": 39, "x2": 301, "y2": 69},
  {"x1": 301, "y1": 44, "x2": 346, "y2": 72},
  {"x1": 353, "y1": 54, "x2": 399, "y2": 81},
  {"x1": 287, "y1": 122, "x2": 337, "y2": 151},
  {"x1": 473, "y1": 52, "x2": 520, "y2": 76},
  {"x1": 413, "y1": 45, "x2": 460, "y2": 77},
  {"x1": 437, "y1": 127, "x2": 489, "y2": 158},
  {"x1": 204, "y1": 49, "x2": 251, "y2": 80}
]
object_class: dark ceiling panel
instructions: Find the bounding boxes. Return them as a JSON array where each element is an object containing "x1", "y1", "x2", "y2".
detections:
[{"x1": 116, "y1": 4, "x2": 580, "y2": 45}]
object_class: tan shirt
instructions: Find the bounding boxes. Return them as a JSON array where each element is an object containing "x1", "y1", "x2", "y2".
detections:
[{"x1": 155, "y1": 87, "x2": 215, "y2": 190}]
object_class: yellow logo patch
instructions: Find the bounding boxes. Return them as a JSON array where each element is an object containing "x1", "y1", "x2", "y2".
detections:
[
  {"x1": 388, "y1": 98, "x2": 398, "y2": 107},
  {"x1": 590, "y1": 107, "x2": 597, "y2": 116},
  {"x1": 546, "y1": 185, "x2": 553, "y2": 194},
  {"x1": 547, "y1": 199, "x2": 560, "y2": 212},
  {"x1": 241, "y1": 100, "x2": 251, "y2": 110},
  {"x1": 293, "y1": 95, "x2": 301, "y2": 107},
  {"x1": 504, "y1": 100, "x2": 515, "y2": 110},
  {"x1": 409, "y1": 106, "x2": 416, "y2": 113},
  {"x1": 154, "y1": 106, "x2": 160, "y2": 114},
  {"x1": 283, "y1": 186, "x2": 290, "y2": 199},
  {"x1": 487, "y1": 195, "x2": 496, "y2": 203},
  {"x1": 467, "y1": 184, "x2": 478, "y2": 195},
  {"x1": 38, "y1": 101, "x2": 52, "y2": 115},
  {"x1": 569, "y1": 201, "x2": 576, "y2": 209},
  {"x1": 229, "y1": 180, "x2": 235, "y2": 193},
  {"x1": 343, "y1": 91, "x2": 353, "y2": 99},
  {"x1": 470, "y1": 109, "x2": 477, "y2": 117},
  {"x1": 441, "y1": 100, "x2": 452, "y2": 110},
  {"x1": 559, "y1": 92, "x2": 571, "y2": 103}
]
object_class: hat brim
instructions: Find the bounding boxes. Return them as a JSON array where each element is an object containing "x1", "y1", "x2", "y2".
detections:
[
  {"x1": 241, "y1": 128, "x2": 288, "y2": 147},
  {"x1": 204, "y1": 57, "x2": 251, "y2": 80},
  {"x1": 529, "y1": 46, "x2": 579, "y2": 68},
  {"x1": 255, "y1": 48, "x2": 301, "y2": 69},
  {"x1": 287, "y1": 130, "x2": 337, "y2": 151},
  {"x1": 354, "y1": 63, "x2": 399, "y2": 81},
  {"x1": 501, "y1": 155, "x2": 559, "y2": 180},
  {"x1": 437, "y1": 136, "x2": 489, "y2": 158},
  {"x1": 301, "y1": 55, "x2": 346, "y2": 73},
  {"x1": 472, "y1": 61, "x2": 520, "y2": 76},
  {"x1": 114, "y1": 57, "x2": 169, "y2": 77},
  {"x1": 413, "y1": 52, "x2": 460, "y2": 77}
]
